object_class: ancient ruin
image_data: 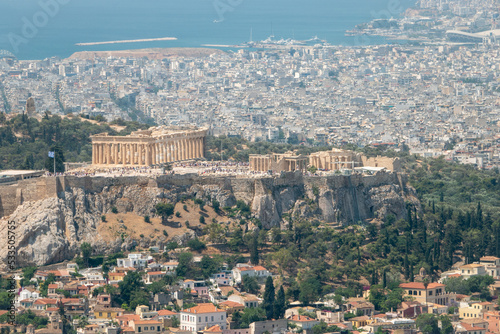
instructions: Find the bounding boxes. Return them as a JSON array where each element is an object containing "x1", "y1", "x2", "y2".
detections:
[{"x1": 91, "y1": 126, "x2": 208, "y2": 166}]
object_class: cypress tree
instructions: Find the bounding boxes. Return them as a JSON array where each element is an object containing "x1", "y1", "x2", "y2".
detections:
[
  {"x1": 263, "y1": 276, "x2": 275, "y2": 320},
  {"x1": 274, "y1": 286, "x2": 286, "y2": 319},
  {"x1": 250, "y1": 231, "x2": 259, "y2": 265},
  {"x1": 404, "y1": 253, "x2": 409, "y2": 280},
  {"x1": 382, "y1": 269, "x2": 387, "y2": 288}
]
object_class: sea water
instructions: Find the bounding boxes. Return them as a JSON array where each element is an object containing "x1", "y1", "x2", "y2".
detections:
[{"x1": 0, "y1": 0, "x2": 415, "y2": 60}]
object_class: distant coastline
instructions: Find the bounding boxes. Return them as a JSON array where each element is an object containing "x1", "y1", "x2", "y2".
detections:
[{"x1": 76, "y1": 37, "x2": 177, "y2": 46}]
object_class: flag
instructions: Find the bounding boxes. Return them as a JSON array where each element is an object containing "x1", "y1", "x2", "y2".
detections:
[{"x1": 48, "y1": 151, "x2": 55, "y2": 158}]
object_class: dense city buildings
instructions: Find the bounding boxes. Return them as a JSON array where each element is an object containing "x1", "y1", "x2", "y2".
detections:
[{"x1": 0, "y1": 41, "x2": 498, "y2": 169}]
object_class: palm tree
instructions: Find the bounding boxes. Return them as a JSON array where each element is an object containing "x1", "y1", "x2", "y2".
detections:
[{"x1": 423, "y1": 278, "x2": 429, "y2": 306}]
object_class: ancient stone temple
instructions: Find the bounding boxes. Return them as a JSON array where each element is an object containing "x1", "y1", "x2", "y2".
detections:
[
  {"x1": 249, "y1": 153, "x2": 309, "y2": 172},
  {"x1": 309, "y1": 148, "x2": 362, "y2": 170},
  {"x1": 91, "y1": 126, "x2": 207, "y2": 166}
]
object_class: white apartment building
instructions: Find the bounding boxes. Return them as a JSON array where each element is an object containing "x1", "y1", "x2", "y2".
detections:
[
  {"x1": 180, "y1": 303, "x2": 227, "y2": 333},
  {"x1": 116, "y1": 253, "x2": 150, "y2": 270},
  {"x1": 232, "y1": 264, "x2": 271, "y2": 284}
]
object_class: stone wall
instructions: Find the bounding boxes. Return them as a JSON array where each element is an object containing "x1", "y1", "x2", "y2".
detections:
[
  {"x1": 0, "y1": 171, "x2": 409, "y2": 220},
  {"x1": 0, "y1": 177, "x2": 61, "y2": 218}
]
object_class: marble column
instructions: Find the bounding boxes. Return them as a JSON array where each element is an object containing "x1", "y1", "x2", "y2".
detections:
[
  {"x1": 114, "y1": 144, "x2": 119, "y2": 164},
  {"x1": 195, "y1": 138, "x2": 199, "y2": 158},
  {"x1": 120, "y1": 144, "x2": 125, "y2": 164},
  {"x1": 166, "y1": 142, "x2": 171, "y2": 162},
  {"x1": 146, "y1": 144, "x2": 151, "y2": 165},
  {"x1": 173, "y1": 141, "x2": 177, "y2": 161},
  {"x1": 163, "y1": 142, "x2": 168, "y2": 163},
  {"x1": 181, "y1": 139, "x2": 186, "y2": 160},
  {"x1": 137, "y1": 144, "x2": 142, "y2": 165},
  {"x1": 151, "y1": 144, "x2": 156, "y2": 165},
  {"x1": 190, "y1": 138, "x2": 195, "y2": 159},
  {"x1": 181, "y1": 140, "x2": 185, "y2": 161},
  {"x1": 200, "y1": 137, "x2": 204, "y2": 157}
]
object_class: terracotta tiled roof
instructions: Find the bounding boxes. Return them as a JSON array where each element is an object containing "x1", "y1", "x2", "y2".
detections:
[
  {"x1": 448, "y1": 273, "x2": 461, "y2": 278},
  {"x1": 116, "y1": 314, "x2": 141, "y2": 323},
  {"x1": 94, "y1": 307, "x2": 125, "y2": 312},
  {"x1": 461, "y1": 263, "x2": 485, "y2": 268},
  {"x1": 61, "y1": 298, "x2": 81, "y2": 304},
  {"x1": 147, "y1": 271, "x2": 165, "y2": 276},
  {"x1": 181, "y1": 303, "x2": 224, "y2": 314},
  {"x1": 158, "y1": 309, "x2": 178, "y2": 316},
  {"x1": 252, "y1": 266, "x2": 267, "y2": 271},
  {"x1": 288, "y1": 315, "x2": 317, "y2": 322},
  {"x1": 204, "y1": 325, "x2": 223, "y2": 332},
  {"x1": 133, "y1": 320, "x2": 162, "y2": 325},
  {"x1": 399, "y1": 282, "x2": 445, "y2": 289},
  {"x1": 461, "y1": 322, "x2": 485, "y2": 331},
  {"x1": 34, "y1": 298, "x2": 57, "y2": 305},
  {"x1": 219, "y1": 301, "x2": 244, "y2": 307}
]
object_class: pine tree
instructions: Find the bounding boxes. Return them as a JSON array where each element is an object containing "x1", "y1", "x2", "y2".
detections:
[
  {"x1": 274, "y1": 286, "x2": 286, "y2": 319},
  {"x1": 409, "y1": 263, "x2": 414, "y2": 282},
  {"x1": 263, "y1": 276, "x2": 275, "y2": 320}
]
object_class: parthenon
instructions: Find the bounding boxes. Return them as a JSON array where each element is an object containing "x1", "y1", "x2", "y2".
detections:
[{"x1": 91, "y1": 126, "x2": 208, "y2": 166}]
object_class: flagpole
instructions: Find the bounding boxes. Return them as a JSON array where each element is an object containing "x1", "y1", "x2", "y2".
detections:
[{"x1": 53, "y1": 152, "x2": 56, "y2": 176}]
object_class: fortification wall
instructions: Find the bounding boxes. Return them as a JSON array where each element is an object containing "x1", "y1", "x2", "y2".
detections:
[{"x1": 0, "y1": 171, "x2": 406, "y2": 219}]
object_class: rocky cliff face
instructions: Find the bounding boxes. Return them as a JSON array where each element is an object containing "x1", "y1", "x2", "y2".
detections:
[{"x1": 0, "y1": 171, "x2": 419, "y2": 269}]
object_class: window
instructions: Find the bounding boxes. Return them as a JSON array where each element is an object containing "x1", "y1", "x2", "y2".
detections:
[
  {"x1": 99, "y1": 312, "x2": 102, "y2": 317},
  {"x1": 212, "y1": 316, "x2": 214, "y2": 321},
  {"x1": 157, "y1": 326, "x2": 160, "y2": 331},
  {"x1": 138, "y1": 327, "x2": 142, "y2": 333}
]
